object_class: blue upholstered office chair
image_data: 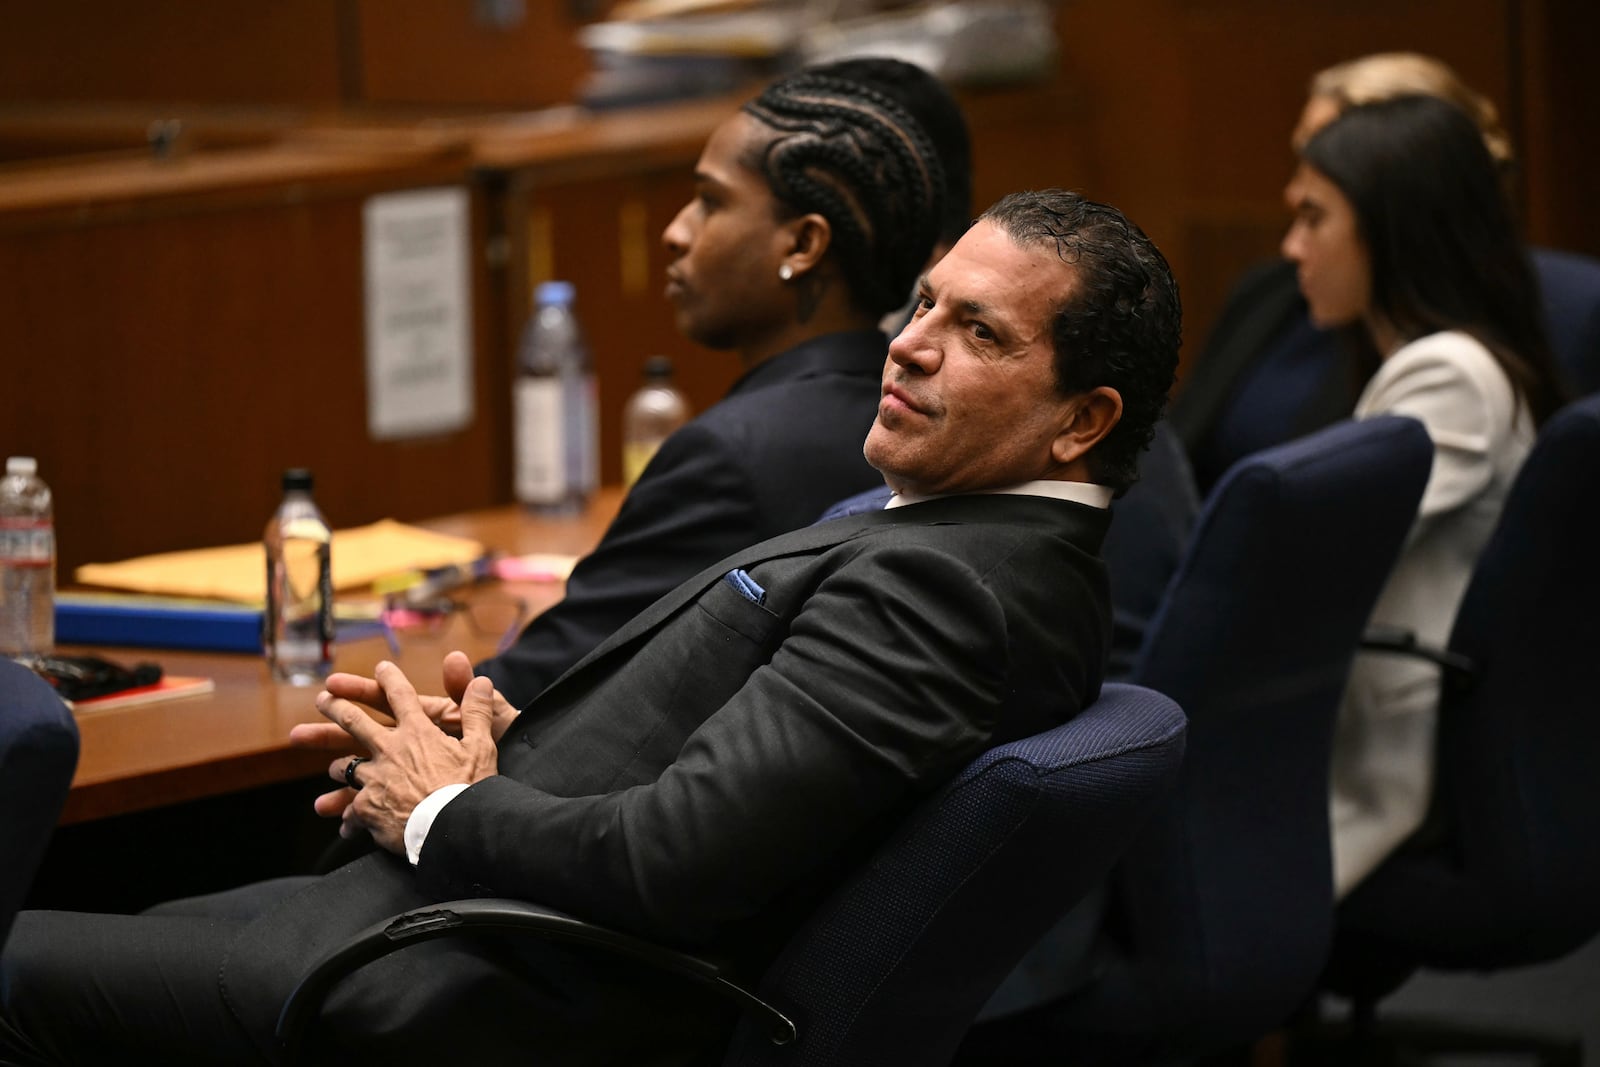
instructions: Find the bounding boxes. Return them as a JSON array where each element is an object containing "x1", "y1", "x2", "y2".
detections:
[
  {"x1": 1532, "y1": 247, "x2": 1600, "y2": 394},
  {"x1": 277, "y1": 684, "x2": 1188, "y2": 1065},
  {"x1": 957, "y1": 414, "x2": 1435, "y2": 1065},
  {"x1": 1098, "y1": 420, "x2": 1201, "y2": 680},
  {"x1": 1305, "y1": 392, "x2": 1600, "y2": 1065},
  {"x1": 0, "y1": 657, "x2": 80, "y2": 950}
]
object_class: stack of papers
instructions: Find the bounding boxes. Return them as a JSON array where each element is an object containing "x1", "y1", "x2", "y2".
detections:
[
  {"x1": 61, "y1": 520, "x2": 487, "y2": 654},
  {"x1": 75, "y1": 519, "x2": 484, "y2": 603}
]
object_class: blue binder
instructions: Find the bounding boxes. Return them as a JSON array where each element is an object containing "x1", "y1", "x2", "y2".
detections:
[{"x1": 55, "y1": 594, "x2": 262, "y2": 653}]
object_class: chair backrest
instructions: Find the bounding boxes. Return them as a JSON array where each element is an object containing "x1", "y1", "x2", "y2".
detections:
[
  {"x1": 1336, "y1": 392, "x2": 1600, "y2": 971},
  {"x1": 720, "y1": 683, "x2": 1186, "y2": 1067},
  {"x1": 0, "y1": 657, "x2": 80, "y2": 949},
  {"x1": 1102, "y1": 420, "x2": 1202, "y2": 679},
  {"x1": 1531, "y1": 247, "x2": 1600, "y2": 394},
  {"x1": 1049, "y1": 415, "x2": 1434, "y2": 1059}
]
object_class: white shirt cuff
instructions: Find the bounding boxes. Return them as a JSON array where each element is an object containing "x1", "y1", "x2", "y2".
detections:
[{"x1": 404, "y1": 782, "x2": 472, "y2": 866}]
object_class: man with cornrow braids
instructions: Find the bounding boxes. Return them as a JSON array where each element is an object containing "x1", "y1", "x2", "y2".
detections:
[{"x1": 480, "y1": 60, "x2": 962, "y2": 708}]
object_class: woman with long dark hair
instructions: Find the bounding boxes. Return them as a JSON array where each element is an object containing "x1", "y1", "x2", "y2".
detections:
[{"x1": 1282, "y1": 93, "x2": 1567, "y2": 896}]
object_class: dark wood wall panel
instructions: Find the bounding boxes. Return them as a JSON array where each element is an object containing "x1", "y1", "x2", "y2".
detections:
[
  {"x1": 1178, "y1": 0, "x2": 1515, "y2": 204},
  {"x1": 1051, "y1": 0, "x2": 1522, "y2": 381},
  {"x1": 1518, "y1": 0, "x2": 1600, "y2": 256},
  {"x1": 502, "y1": 165, "x2": 720, "y2": 486},
  {"x1": 1, "y1": 167, "x2": 500, "y2": 576},
  {"x1": 958, "y1": 83, "x2": 1094, "y2": 216},
  {"x1": 485, "y1": 80, "x2": 1100, "y2": 488},
  {"x1": 0, "y1": 0, "x2": 347, "y2": 105},
  {"x1": 2, "y1": 0, "x2": 1595, "y2": 577},
  {"x1": 354, "y1": 0, "x2": 596, "y2": 108}
]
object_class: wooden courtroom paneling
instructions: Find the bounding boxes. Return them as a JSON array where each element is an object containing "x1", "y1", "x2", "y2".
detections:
[
  {"x1": 484, "y1": 81, "x2": 1098, "y2": 486},
  {"x1": 3, "y1": 0, "x2": 1590, "y2": 559},
  {"x1": 0, "y1": 145, "x2": 503, "y2": 578},
  {"x1": 959, "y1": 81, "x2": 1094, "y2": 225},
  {"x1": 500, "y1": 157, "x2": 728, "y2": 487},
  {"x1": 0, "y1": 0, "x2": 347, "y2": 106},
  {"x1": 0, "y1": 0, "x2": 602, "y2": 113},
  {"x1": 353, "y1": 0, "x2": 599, "y2": 109},
  {"x1": 1050, "y1": 0, "x2": 1522, "y2": 384},
  {"x1": 475, "y1": 92, "x2": 747, "y2": 487},
  {"x1": 1516, "y1": 0, "x2": 1600, "y2": 258},
  {"x1": 1182, "y1": 0, "x2": 1515, "y2": 362}
]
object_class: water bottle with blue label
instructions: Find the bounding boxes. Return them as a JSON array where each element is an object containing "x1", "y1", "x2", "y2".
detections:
[{"x1": 514, "y1": 280, "x2": 599, "y2": 515}]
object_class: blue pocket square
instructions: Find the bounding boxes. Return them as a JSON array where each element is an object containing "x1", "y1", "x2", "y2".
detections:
[{"x1": 724, "y1": 568, "x2": 766, "y2": 606}]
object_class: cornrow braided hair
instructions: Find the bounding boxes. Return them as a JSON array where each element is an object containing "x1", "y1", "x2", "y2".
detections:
[{"x1": 742, "y1": 73, "x2": 945, "y2": 318}]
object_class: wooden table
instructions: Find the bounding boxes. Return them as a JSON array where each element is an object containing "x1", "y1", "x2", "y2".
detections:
[{"x1": 60, "y1": 490, "x2": 621, "y2": 825}]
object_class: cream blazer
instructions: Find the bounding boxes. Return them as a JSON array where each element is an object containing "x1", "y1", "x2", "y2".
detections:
[{"x1": 1330, "y1": 330, "x2": 1535, "y2": 897}]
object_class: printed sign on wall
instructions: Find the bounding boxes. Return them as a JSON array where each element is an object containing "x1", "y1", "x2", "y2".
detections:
[{"x1": 363, "y1": 187, "x2": 474, "y2": 440}]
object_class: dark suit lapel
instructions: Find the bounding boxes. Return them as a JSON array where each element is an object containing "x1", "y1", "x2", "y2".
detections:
[{"x1": 538, "y1": 514, "x2": 885, "y2": 696}]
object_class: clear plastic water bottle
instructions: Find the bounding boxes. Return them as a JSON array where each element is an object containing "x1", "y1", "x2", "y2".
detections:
[
  {"x1": 263, "y1": 468, "x2": 333, "y2": 686},
  {"x1": 0, "y1": 456, "x2": 55, "y2": 660},
  {"x1": 622, "y1": 355, "x2": 691, "y2": 490},
  {"x1": 514, "y1": 280, "x2": 599, "y2": 515}
]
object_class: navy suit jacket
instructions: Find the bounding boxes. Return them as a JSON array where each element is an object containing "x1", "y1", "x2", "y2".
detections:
[
  {"x1": 221, "y1": 493, "x2": 1111, "y2": 1065},
  {"x1": 482, "y1": 329, "x2": 891, "y2": 707}
]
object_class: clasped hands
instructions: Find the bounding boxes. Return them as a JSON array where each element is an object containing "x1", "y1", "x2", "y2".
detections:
[{"x1": 288, "y1": 650, "x2": 519, "y2": 855}]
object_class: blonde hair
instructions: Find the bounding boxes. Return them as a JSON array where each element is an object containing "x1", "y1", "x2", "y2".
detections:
[{"x1": 1309, "y1": 52, "x2": 1514, "y2": 166}]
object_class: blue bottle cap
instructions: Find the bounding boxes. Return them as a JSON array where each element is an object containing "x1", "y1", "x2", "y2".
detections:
[{"x1": 535, "y1": 280, "x2": 576, "y2": 306}]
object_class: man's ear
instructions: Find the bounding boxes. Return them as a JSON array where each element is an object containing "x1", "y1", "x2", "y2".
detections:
[
  {"x1": 779, "y1": 213, "x2": 833, "y2": 279},
  {"x1": 1050, "y1": 387, "x2": 1123, "y2": 468}
]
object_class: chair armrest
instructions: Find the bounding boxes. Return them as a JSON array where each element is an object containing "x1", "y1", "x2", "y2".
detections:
[
  {"x1": 1359, "y1": 625, "x2": 1477, "y2": 688},
  {"x1": 275, "y1": 898, "x2": 796, "y2": 1056}
]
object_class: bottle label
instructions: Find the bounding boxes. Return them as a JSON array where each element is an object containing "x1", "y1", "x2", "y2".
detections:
[
  {"x1": 515, "y1": 378, "x2": 566, "y2": 502},
  {"x1": 0, "y1": 518, "x2": 53, "y2": 566}
]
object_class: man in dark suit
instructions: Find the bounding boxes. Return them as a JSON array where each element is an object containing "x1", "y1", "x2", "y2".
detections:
[
  {"x1": 0, "y1": 189, "x2": 1182, "y2": 1066},
  {"x1": 482, "y1": 60, "x2": 972, "y2": 707}
]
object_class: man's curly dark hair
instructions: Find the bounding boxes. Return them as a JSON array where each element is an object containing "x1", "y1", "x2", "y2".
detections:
[{"x1": 980, "y1": 190, "x2": 1183, "y2": 492}]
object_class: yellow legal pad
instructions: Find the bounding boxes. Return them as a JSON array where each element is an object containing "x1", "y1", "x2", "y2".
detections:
[{"x1": 75, "y1": 520, "x2": 485, "y2": 604}]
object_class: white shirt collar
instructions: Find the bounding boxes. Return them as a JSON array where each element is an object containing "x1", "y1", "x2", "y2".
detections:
[{"x1": 884, "y1": 479, "x2": 1113, "y2": 511}]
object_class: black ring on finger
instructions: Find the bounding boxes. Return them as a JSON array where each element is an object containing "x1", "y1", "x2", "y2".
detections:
[{"x1": 344, "y1": 756, "x2": 370, "y2": 791}]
